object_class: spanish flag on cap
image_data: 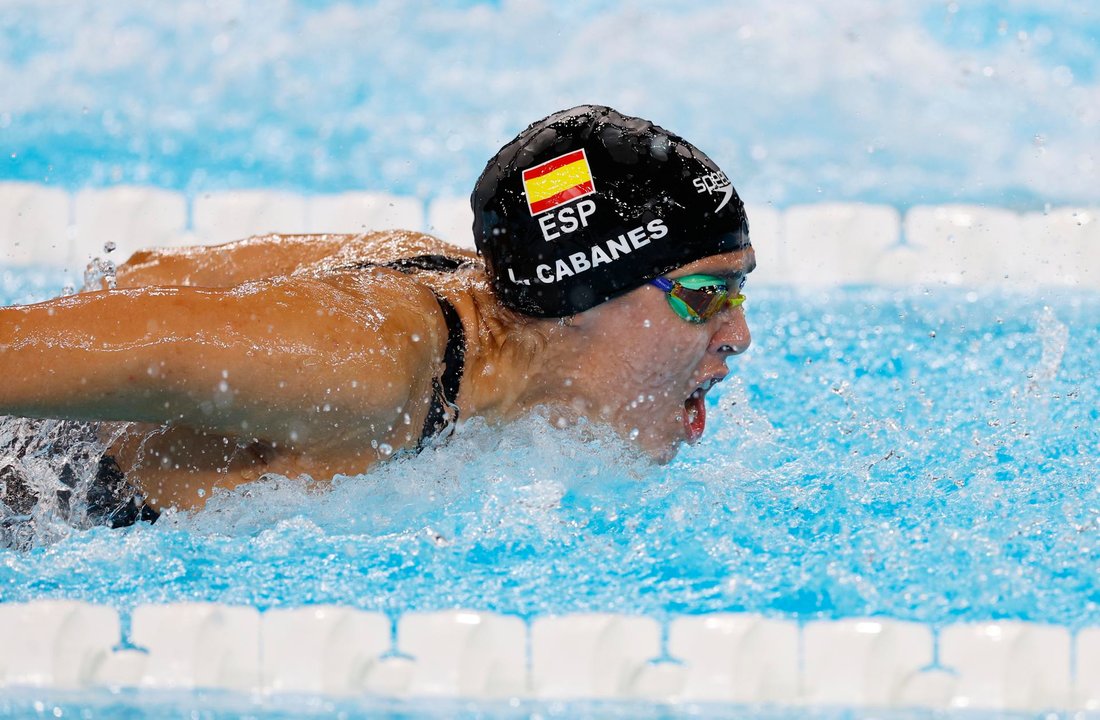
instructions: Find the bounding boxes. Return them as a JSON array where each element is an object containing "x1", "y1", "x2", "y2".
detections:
[{"x1": 521, "y1": 149, "x2": 596, "y2": 216}]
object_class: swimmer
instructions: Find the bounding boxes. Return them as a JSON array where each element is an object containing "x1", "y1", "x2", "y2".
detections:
[{"x1": 0, "y1": 105, "x2": 755, "y2": 522}]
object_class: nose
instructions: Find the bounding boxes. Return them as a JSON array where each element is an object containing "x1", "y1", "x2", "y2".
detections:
[{"x1": 710, "y1": 306, "x2": 751, "y2": 356}]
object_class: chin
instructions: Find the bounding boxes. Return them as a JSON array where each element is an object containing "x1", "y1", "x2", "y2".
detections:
[{"x1": 637, "y1": 436, "x2": 682, "y2": 465}]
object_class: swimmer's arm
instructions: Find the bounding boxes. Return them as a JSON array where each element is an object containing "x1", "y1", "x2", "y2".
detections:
[{"x1": 0, "y1": 277, "x2": 441, "y2": 449}]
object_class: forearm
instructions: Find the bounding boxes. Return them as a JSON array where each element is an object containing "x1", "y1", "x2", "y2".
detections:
[
  {"x1": 0, "y1": 278, "x2": 434, "y2": 445},
  {"x1": 1, "y1": 289, "x2": 223, "y2": 423}
]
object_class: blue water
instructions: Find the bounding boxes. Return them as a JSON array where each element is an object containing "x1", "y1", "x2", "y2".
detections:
[
  {"x1": 2, "y1": 1, "x2": 1099, "y2": 208},
  {"x1": 3, "y1": 2, "x2": 1100, "y2": 714},
  {"x1": 3, "y1": 272, "x2": 1098, "y2": 634},
  {"x1": 0, "y1": 687, "x2": 1064, "y2": 720}
]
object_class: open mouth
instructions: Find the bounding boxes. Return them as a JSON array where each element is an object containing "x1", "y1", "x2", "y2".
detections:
[{"x1": 682, "y1": 386, "x2": 708, "y2": 444}]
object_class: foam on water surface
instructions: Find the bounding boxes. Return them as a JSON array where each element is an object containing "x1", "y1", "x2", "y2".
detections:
[
  {"x1": 2, "y1": 1, "x2": 1099, "y2": 207},
  {"x1": 3, "y1": 274, "x2": 1098, "y2": 631}
]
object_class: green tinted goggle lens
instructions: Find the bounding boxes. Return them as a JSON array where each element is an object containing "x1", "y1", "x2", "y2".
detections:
[{"x1": 654, "y1": 273, "x2": 745, "y2": 323}]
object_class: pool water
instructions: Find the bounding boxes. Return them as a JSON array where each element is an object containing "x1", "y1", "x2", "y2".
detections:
[
  {"x1": 0, "y1": 687, "x2": 1058, "y2": 720},
  {"x1": 3, "y1": 272, "x2": 1098, "y2": 633}
]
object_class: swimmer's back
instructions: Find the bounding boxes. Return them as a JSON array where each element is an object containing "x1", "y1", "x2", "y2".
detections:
[{"x1": 114, "y1": 230, "x2": 479, "y2": 289}]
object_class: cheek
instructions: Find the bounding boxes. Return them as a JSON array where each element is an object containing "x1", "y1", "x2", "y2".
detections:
[{"x1": 619, "y1": 328, "x2": 704, "y2": 399}]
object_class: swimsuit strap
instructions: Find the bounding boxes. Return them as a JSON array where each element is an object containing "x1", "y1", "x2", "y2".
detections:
[
  {"x1": 379, "y1": 254, "x2": 474, "y2": 273},
  {"x1": 343, "y1": 254, "x2": 474, "y2": 274},
  {"x1": 342, "y1": 254, "x2": 470, "y2": 448},
  {"x1": 419, "y1": 293, "x2": 466, "y2": 447}
]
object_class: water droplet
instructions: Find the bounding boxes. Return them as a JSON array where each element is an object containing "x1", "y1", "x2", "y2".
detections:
[
  {"x1": 628, "y1": 428, "x2": 640, "y2": 439},
  {"x1": 378, "y1": 443, "x2": 393, "y2": 457},
  {"x1": 103, "y1": 241, "x2": 116, "y2": 254},
  {"x1": 218, "y1": 380, "x2": 229, "y2": 392}
]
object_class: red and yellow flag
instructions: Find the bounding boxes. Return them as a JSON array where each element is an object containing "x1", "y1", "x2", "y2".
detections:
[{"x1": 521, "y1": 149, "x2": 596, "y2": 216}]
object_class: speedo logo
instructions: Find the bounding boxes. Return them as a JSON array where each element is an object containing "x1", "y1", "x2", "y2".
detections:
[{"x1": 693, "y1": 170, "x2": 733, "y2": 212}]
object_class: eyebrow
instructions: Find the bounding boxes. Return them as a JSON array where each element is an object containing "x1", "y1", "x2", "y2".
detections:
[
  {"x1": 721, "y1": 254, "x2": 757, "y2": 280},
  {"x1": 669, "y1": 251, "x2": 757, "y2": 282}
]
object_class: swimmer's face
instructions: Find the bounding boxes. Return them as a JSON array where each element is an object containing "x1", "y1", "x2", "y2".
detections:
[{"x1": 565, "y1": 246, "x2": 756, "y2": 461}]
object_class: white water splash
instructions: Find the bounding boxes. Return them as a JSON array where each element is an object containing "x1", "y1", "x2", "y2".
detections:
[{"x1": 1027, "y1": 305, "x2": 1069, "y2": 394}]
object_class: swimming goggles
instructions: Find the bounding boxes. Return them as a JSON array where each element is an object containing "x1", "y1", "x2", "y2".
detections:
[{"x1": 650, "y1": 273, "x2": 745, "y2": 323}]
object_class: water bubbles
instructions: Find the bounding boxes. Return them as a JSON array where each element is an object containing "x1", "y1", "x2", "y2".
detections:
[
  {"x1": 103, "y1": 241, "x2": 116, "y2": 254},
  {"x1": 217, "y1": 380, "x2": 230, "y2": 393},
  {"x1": 377, "y1": 443, "x2": 393, "y2": 457},
  {"x1": 425, "y1": 527, "x2": 450, "y2": 546},
  {"x1": 210, "y1": 33, "x2": 230, "y2": 55},
  {"x1": 1052, "y1": 66, "x2": 1074, "y2": 88},
  {"x1": 445, "y1": 134, "x2": 464, "y2": 153}
]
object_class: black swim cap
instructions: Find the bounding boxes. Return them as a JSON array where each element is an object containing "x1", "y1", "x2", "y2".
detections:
[{"x1": 472, "y1": 105, "x2": 750, "y2": 318}]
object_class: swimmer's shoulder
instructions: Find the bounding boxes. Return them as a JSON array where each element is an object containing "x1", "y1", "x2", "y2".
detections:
[{"x1": 326, "y1": 229, "x2": 478, "y2": 266}]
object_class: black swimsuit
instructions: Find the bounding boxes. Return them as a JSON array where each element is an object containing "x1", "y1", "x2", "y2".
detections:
[
  {"x1": 365, "y1": 255, "x2": 469, "y2": 448},
  {"x1": 89, "y1": 254, "x2": 471, "y2": 527}
]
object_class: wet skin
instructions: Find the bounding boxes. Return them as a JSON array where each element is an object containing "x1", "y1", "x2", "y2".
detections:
[
  {"x1": 547, "y1": 248, "x2": 756, "y2": 462},
  {"x1": 0, "y1": 232, "x2": 755, "y2": 510}
]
